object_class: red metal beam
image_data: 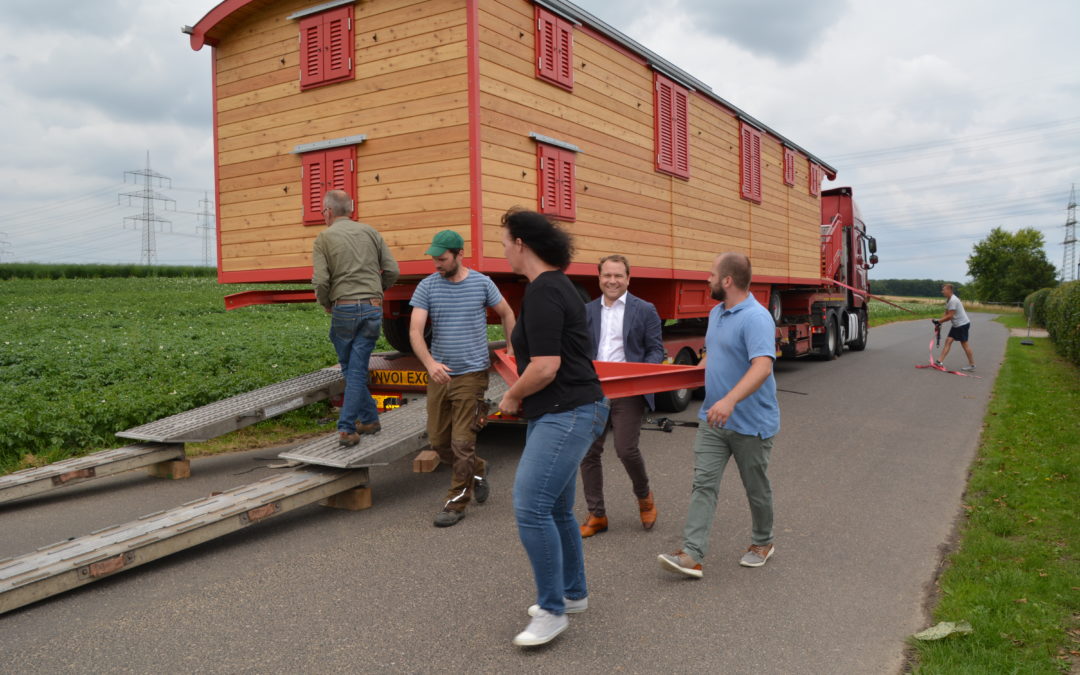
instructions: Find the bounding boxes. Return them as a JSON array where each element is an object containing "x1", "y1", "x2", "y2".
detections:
[{"x1": 491, "y1": 349, "x2": 704, "y2": 399}]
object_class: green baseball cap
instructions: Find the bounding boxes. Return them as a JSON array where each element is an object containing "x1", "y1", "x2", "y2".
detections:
[{"x1": 425, "y1": 229, "x2": 465, "y2": 256}]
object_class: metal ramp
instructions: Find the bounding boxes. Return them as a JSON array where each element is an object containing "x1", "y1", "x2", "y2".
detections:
[
  {"x1": 0, "y1": 444, "x2": 185, "y2": 506},
  {"x1": 117, "y1": 367, "x2": 344, "y2": 443},
  {"x1": 278, "y1": 372, "x2": 509, "y2": 469},
  {"x1": 0, "y1": 466, "x2": 368, "y2": 615}
]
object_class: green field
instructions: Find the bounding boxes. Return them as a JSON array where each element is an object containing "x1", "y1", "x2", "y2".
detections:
[{"x1": 0, "y1": 277, "x2": 355, "y2": 473}]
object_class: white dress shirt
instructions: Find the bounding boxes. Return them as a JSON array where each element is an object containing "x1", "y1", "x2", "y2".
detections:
[{"x1": 597, "y1": 292, "x2": 627, "y2": 362}]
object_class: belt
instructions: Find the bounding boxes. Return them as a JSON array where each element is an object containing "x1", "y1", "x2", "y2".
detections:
[{"x1": 335, "y1": 297, "x2": 382, "y2": 306}]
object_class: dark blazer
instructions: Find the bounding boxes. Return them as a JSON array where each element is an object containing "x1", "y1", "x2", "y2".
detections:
[{"x1": 586, "y1": 291, "x2": 665, "y2": 409}]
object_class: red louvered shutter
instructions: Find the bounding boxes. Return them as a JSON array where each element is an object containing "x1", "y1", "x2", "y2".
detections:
[
  {"x1": 783, "y1": 147, "x2": 796, "y2": 186},
  {"x1": 558, "y1": 149, "x2": 576, "y2": 220},
  {"x1": 536, "y1": 7, "x2": 557, "y2": 84},
  {"x1": 326, "y1": 146, "x2": 357, "y2": 218},
  {"x1": 303, "y1": 152, "x2": 325, "y2": 224},
  {"x1": 556, "y1": 20, "x2": 573, "y2": 88},
  {"x1": 809, "y1": 162, "x2": 822, "y2": 196},
  {"x1": 537, "y1": 144, "x2": 560, "y2": 217},
  {"x1": 655, "y1": 77, "x2": 674, "y2": 173},
  {"x1": 740, "y1": 122, "x2": 762, "y2": 203},
  {"x1": 322, "y1": 7, "x2": 353, "y2": 84},
  {"x1": 299, "y1": 15, "x2": 323, "y2": 89},
  {"x1": 672, "y1": 86, "x2": 689, "y2": 178}
]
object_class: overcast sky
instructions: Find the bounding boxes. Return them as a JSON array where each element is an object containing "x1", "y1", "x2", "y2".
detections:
[{"x1": 1, "y1": 0, "x2": 1077, "y2": 283}]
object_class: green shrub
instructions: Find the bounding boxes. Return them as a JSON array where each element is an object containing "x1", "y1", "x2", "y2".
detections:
[
  {"x1": 1022, "y1": 287, "x2": 1053, "y2": 327},
  {"x1": 1044, "y1": 280, "x2": 1080, "y2": 365}
]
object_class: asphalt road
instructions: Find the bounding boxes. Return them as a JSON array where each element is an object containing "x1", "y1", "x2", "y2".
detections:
[{"x1": 0, "y1": 314, "x2": 1007, "y2": 674}]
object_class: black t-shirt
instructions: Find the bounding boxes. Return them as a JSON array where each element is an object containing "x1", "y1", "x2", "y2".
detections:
[{"x1": 510, "y1": 270, "x2": 604, "y2": 419}]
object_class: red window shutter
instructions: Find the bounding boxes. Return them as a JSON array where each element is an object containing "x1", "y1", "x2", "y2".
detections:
[
  {"x1": 655, "y1": 74, "x2": 689, "y2": 179},
  {"x1": 303, "y1": 146, "x2": 357, "y2": 225},
  {"x1": 537, "y1": 143, "x2": 560, "y2": 217},
  {"x1": 740, "y1": 122, "x2": 762, "y2": 203},
  {"x1": 783, "y1": 147, "x2": 796, "y2": 186},
  {"x1": 556, "y1": 20, "x2": 573, "y2": 88},
  {"x1": 809, "y1": 162, "x2": 822, "y2": 196},
  {"x1": 299, "y1": 15, "x2": 324, "y2": 89},
  {"x1": 322, "y1": 8, "x2": 353, "y2": 84},
  {"x1": 558, "y1": 149, "x2": 576, "y2": 219}
]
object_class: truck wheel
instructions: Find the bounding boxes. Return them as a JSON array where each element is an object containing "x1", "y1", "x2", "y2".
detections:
[
  {"x1": 849, "y1": 310, "x2": 869, "y2": 351},
  {"x1": 382, "y1": 315, "x2": 430, "y2": 354},
  {"x1": 768, "y1": 290, "x2": 782, "y2": 324},
  {"x1": 654, "y1": 348, "x2": 695, "y2": 412},
  {"x1": 816, "y1": 314, "x2": 839, "y2": 361}
]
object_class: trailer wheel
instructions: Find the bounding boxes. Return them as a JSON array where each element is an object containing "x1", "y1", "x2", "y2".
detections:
[
  {"x1": 768, "y1": 290, "x2": 782, "y2": 324},
  {"x1": 654, "y1": 348, "x2": 695, "y2": 412},
  {"x1": 849, "y1": 310, "x2": 869, "y2": 351},
  {"x1": 382, "y1": 315, "x2": 430, "y2": 354}
]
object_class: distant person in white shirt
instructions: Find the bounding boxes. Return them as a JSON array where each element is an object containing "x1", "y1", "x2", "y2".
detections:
[
  {"x1": 935, "y1": 284, "x2": 975, "y2": 371},
  {"x1": 579, "y1": 255, "x2": 664, "y2": 537}
]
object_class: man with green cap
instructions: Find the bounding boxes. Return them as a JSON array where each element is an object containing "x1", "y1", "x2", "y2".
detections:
[{"x1": 409, "y1": 229, "x2": 516, "y2": 526}]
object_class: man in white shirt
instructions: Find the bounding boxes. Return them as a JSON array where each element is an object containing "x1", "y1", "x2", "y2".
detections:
[
  {"x1": 935, "y1": 283, "x2": 975, "y2": 371},
  {"x1": 580, "y1": 255, "x2": 664, "y2": 537}
]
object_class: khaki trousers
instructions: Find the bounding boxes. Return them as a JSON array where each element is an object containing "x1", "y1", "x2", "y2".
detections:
[{"x1": 427, "y1": 370, "x2": 488, "y2": 511}]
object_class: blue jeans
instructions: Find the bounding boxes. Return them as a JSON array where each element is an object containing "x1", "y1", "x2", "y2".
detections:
[
  {"x1": 513, "y1": 399, "x2": 609, "y2": 616},
  {"x1": 329, "y1": 303, "x2": 382, "y2": 433}
]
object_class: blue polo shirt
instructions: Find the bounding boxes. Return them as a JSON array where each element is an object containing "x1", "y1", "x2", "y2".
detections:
[{"x1": 699, "y1": 294, "x2": 780, "y2": 439}]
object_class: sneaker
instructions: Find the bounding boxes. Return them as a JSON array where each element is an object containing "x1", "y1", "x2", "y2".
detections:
[
  {"x1": 657, "y1": 550, "x2": 703, "y2": 578},
  {"x1": 960, "y1": 365, "x2": 976, "y2": 372},
  {"x1": 580, "y1": 514, "x2": 608, "y2": 538},
  {"x1": 355, "y1": 420, "x2": 382, "y2": 435},
  {"x1": 528, "y1": 597, "x2": 587, "y2": 617},
  {"x1": 473, "y1": 475, "x2": 490, "y2": 504},
  {"x1": 433, "y1": 508, "x2": 465, "y2": 527},
  {"x1": 512, "y1": 609, "x2": 569, "y2": 647},
  {"x1": 739, "y1": 543, "x2": 774, "y2": 568},
  {"x1": 338, "y1": 431, "x2": 360, "y2": 447},
  {"x1": 934, "y1": 360, "x2": 944, "y2": 367}
]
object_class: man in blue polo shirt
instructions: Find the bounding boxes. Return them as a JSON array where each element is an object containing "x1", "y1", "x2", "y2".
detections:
[
  {"x1": 410, "y1": 230, "x2": 516, "y2": 527},
  {"x1": 658, "y1": 252, "x2": 779, "y2": 578}
]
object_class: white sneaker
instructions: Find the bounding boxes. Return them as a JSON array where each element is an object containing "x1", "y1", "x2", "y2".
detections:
[
  {"x1": 527, "y1": 596, "x2": 587, "y2": 616},
  {"x1": 512, "y1": 609, "x2": 569, "y2": 647},
  {"x1": 961, "y1": 365, "x2": 976, "y2": 372}
]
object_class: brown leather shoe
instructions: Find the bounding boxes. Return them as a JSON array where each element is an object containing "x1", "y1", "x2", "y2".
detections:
[
  {"x1": 338, "y1": 431, "x2": 360, "y2": 447},
  {"x1": 580, "y1": 514, "x2": 608, "y2": 538},
  {"x1": 355, "y1": 420, "x2": 382, "y2": 435},
  {"x1": 638, "y1": 491, "x2": 657, "y2": 530}
]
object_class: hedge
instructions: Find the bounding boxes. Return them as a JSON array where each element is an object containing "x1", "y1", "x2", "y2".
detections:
[
  {"x1": 1023, "y1": 287, "x2": 1054, "y2": 327},
  {"x1": 1044, "y1": 280, "x2": 1080, "y2": 366}
]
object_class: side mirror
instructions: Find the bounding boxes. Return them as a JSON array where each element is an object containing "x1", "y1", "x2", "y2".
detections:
[{"x1": 868, "y1": 237, "x2": 877, "y2": 254}]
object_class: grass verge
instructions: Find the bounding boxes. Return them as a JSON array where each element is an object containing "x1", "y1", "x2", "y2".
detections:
[{"x1": 911, "y1": 325, "x2": 1080, "y2": 673}]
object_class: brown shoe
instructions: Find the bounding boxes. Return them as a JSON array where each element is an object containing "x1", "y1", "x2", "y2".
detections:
[
  {"x1": 338, "y1": 431, "x2": 360, "y2": 447},
  {"x1": 580, "y1": 514, "x2": 608, "y2": 538},
  {"x1": 638, "y1": 491, "x2": 657, "y2": 530},
  {"x1": 355, "y1": 420, "x2": 382, "y2": 435}
]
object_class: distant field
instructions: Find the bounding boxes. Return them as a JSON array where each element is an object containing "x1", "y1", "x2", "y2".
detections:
[
  {"x1": 0, "y1": 277, "x2": 358, "y2": 473},
  {"x1": 868, "y1": 295, "x2": 1019, "y2": 327}
]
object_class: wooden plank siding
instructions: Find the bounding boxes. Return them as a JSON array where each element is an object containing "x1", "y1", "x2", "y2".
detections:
[
  {"x1": 476, "y1": 0, "x2": 821, "y2": 280},
  {"x1": 212, "y1": 0, "x2": 471, "y2": 273}
]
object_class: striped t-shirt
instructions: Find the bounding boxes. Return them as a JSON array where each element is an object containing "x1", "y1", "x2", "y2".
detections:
[{"x1": 409, "y1": 270, "x2": 503, "y2": 374}]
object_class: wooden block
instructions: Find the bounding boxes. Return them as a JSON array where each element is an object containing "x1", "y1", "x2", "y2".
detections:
[
  {"x1": 146, "y1": 459, "x2": 191, "y2": 480},
  {"x1": 320, "y1": 487, "x2": 372, "y2": 511},
  {"x1": 412, "y1": 450, "x2": 441, "y2": 473}
]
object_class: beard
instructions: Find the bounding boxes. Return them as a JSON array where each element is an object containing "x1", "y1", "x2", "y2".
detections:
[
  {"x1": 440, "y1": 262, "x2": 460, "y2": 278},
  {"x1": 710, "y1": 285, "x2": 726, "y2": 303}
]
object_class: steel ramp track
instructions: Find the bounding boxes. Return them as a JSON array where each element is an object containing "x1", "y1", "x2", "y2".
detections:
[
  {"x1": 0, "y1": 444, "x2": 185, "y2": 506},
  {"x1": 278, "y1": 372, "x2": 509, "y2": 469},
  {"x1": 116, "y1": 368, "x2": 344, "y2": 443},
  {"x1": 0, "y1": 466, "x2": 367, "y2": 615}
]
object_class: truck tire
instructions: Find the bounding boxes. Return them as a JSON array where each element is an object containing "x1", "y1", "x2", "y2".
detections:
[
  {"x1": 382, "y1": 315, "x2": 430, "y2": 354},
  {"x1": 768, "y1": 290, "x2": 782, "y2": 324},
  {"x1": 849, "y1": 310, "x2": 869, "y2": 351},
  {"x1": 654, "y1": 348, "x2": 695, "y2": 412},
  {"x1": 816, "y1": 314, "x2": 839, "y2": 361}
]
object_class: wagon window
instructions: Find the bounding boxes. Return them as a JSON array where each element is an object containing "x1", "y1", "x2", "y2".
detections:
[
  {"x1": 536, "y1": 142, "x2": 576, "y2": 221},
  {"x1": 783, "y1": 147, "x2": 796, "y2": 187},
  {"x1": 809, "y1": 162, "x2": 823, "y2": 197},
  {"x1": 298, "y1": 5, "x2": 354, "y2": 90},
  {"x1": 535, "y1": 6, "x2": 573, "y2": 90},
  {"x1": 739, "y1": 122, "x2": 762, "y2": 203},
  {"x1": 301, "y1": 146, "x2": 357, "y2": 225}
]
